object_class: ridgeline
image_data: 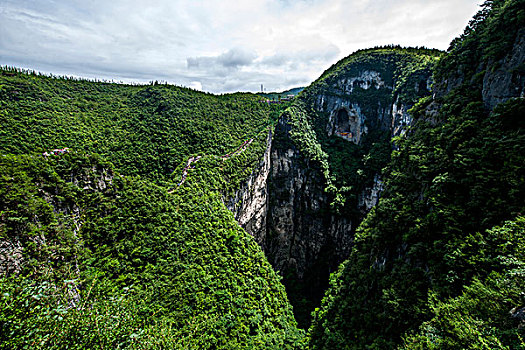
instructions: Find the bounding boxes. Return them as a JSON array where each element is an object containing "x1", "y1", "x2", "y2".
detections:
[{"x1": 1, "y1": 0, "x2": 524, "y2": 348}]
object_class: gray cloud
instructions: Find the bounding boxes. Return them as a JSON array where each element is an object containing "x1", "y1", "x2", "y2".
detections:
[
  {"x1": 0, "y1": 0, "x2": 481, "y2": 93},
  {"x1": 187, "y1": 48, "x2": 257, "y2": 69}
]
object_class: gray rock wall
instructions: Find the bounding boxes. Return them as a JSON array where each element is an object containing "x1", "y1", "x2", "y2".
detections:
[
  {"x1": 482, "y1": 29, "x2": 525, "y2": 110},
  {"x1": 224, "y1": 130, "x2": 272, "y2": 247},
  {"x1": 265, "y1": 117, "x2": 353, "y2": 280}
]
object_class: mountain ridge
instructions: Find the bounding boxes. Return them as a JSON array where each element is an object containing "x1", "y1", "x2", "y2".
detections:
[{"x1": 1, "y1": 0, "x2": 524, "y2": 348}]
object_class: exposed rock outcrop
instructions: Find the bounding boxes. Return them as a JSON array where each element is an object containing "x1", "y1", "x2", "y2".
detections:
[
  {"x1": 225, "y1": 130, "x2": 272, "y2": 246},
  {"x1": 358, "y1": 174, "x2": 384, "y2": 213},
  {"x1": 434, "y1": 29, "x2": 524, "y2": 112},
  {"x1": 482, "y1": 28, "x2": 525, "y2": 110},
  {"x1": 315, "y1": 70, "x2": 392, "y2": 144},
  {"x1": 265, "y1": 117, "x2": 353, "y2": 280},
  {"x1": 391, "y1": 97, "x2": 413, "y2": 137},
  {"x1": 0, "y1": 238, "x2": 23, "y2": 275},
  {"x1": 334, "y1": 70, "x2": 387, "y2": 93},
  {"x1": 325, "y1": 103, "x2": 368, "y2": 144},
  {"x1": 315, "y1": 69, "x2": 430, "y2": 142}
]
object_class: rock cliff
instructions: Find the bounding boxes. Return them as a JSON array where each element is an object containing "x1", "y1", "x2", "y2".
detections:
[
  {"x1": 225, "y1": 130, "x2": 272, "y2": 247},
  {"x1": 482, "y1": 28, "x2": 525, "y2": 109},
  {"x1": 315, "y1": 70, "x2": 391, "y2": 143},
  {"x1": 308, "y1": 1, "x2": 525, "y2": 347},
  {"x1": 267, "y1": 116, "x2": 352, "y2": 267},
  {"x1": 226, "y1": 48, "x2": 442, "y2": 326}
]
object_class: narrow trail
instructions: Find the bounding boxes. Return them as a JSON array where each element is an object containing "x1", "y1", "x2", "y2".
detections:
[
  {"x1": 177, "y1": 155, "x2": 202, "y2": 187},
  {"x1": 169, "y1": 138, "x2": 254, "y2": 192},
  {"x1": 220, "y1": 138, "x2": 253, "y2": 159}
]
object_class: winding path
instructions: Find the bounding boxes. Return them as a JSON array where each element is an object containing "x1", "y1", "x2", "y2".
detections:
[{"x1": 169, "y1": 138, "x2": 254, "y2": 191}]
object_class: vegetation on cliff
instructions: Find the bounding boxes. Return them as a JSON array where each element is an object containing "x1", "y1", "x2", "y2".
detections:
[
  {"x1": 0, "y1": 73, "x2": 304, "y2": 348},
  {"x1": 271, "y1": 46, "x2": 442, "y2": 328},
  {"x1": 1, "y1": 0, "x2": 524, "y2": 348},
  {"x1": 0, "y1": 70, "x2": 282, "y2": 182},
  {"x1": 0, "y1": 145, "x2": 306, "y2": 349},
  {"x1": 308, "y1": 0, "x2": 525, "y2": 348},
  {"x1": 288, "y1": 46, "x2": 442, "y2": 212}
]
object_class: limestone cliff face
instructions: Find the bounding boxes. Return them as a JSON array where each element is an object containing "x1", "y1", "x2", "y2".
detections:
[
  {"x1": 435, "y1": 29, "x2": 524, "y2": 112},
  {"x1": 315, "y1": 69, "x2": 432, "y2": 142},
  {"x1": 225, "y1": 130, "x2": 272, "y2": 247},
  {"x1": 265, "y1": 117, "x2": 353, "y2": 281},
  {"x1": 391, "y1": 96, "x2": 414, "y2": 137},
  {"x1": 482, "y1": 28, "x2": 525, "y2": 110},
  {"x1": 358, "y1": 174, "x2": 384, "y2": 213},
  {"x1": 225, "y1": 120, "x2": 353, "y2": 284},
  {"x1": 0, "y1": 238, "x2": 23, "y2": 275},
  {"x1": 227, "y1": 50, "x2": 441, "y2": 325},
  {"x1": 316, "y1": 70, "x2": 392, "y2": 144}
]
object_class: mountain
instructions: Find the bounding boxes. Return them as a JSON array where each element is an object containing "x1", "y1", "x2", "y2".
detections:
[
  {"x1": 259, "y1": 46, "x2": 442, "y2": 327},
  {"x1": 308, "y1": 0, "x2": 525, "y2": 348},
  {"x1": 0, "y1": 73, "x2": 282, "y2": 181},
  {"x1": 0, "y1": 75, "x2": 304, "y2": 348},
  {"x1": 1, "y1": 0, "x2": 524, "y2": 348}
]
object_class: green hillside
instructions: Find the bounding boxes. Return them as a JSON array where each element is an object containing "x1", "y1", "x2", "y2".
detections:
[
  {"x1": 308, "y1": 0, "x2": 525, "y2": 348},
  {"x1": 0, "y1": 71, "x2": 281, "y2": 182},
  {"x1": 0, "y1": 71, "x2": 303, "y2": 348},
  {"x1": 1, "y1": 0, "x2": 524, "y2": 348},
  {"x1": 0, "y1": 142, "x2": 305, "y2": 349}
]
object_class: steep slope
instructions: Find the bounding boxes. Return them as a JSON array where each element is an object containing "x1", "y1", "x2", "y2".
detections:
[
  {"x1": 0, "y1": 73, "x2": 304, "y2": 348},
  {"x1": 0, "y1": 70, "x2": 282, "y2": 182},
  {"x1": 254, "y1": 47, "x2": 441, "y2": 327},
  {"x1": 309, "y1": 0, "x2": 525, "y2": 348},
  {"x1": 0, "y1": 143, "x2": 305, "y2": 349}
]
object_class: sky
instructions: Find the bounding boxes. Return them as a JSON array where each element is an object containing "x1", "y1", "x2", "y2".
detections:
[{"x1": 0, "y1": 0, "x2": 481, "y2": 93}]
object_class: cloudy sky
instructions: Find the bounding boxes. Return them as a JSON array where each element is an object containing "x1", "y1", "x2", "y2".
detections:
[{"x1": 0, "y1": 0, "x2": 481, "y2": 93}]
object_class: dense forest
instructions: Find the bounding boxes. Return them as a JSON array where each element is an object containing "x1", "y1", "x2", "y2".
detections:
[
  {"x1": 308, "y1": 0, "x2": 525, "y2": 348},
  {"x1": 1, "y1": 0, "x2": 524, "y2": 348},
  {"x1": 0, "y1": 72, "x2": 304, "y2": 348},
  {"x1": 0, "y1": 72, "x2": 282, "y2": 182}
]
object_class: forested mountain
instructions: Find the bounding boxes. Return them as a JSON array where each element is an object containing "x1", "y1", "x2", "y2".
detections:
[
  {"x1": 308, "y1": 0, "x2": 525, "y2": 348},
  {"x1": 1, "y1": 0, "x2": 524, "y2": 349},
  {"x1": 262, "y1": 46, "x2": 442, "y2": 328},
  {"x1": 0, "y1": 74, "x2": 303, "y2": 348},
  {"x1": 0, "y1": 73, "x2": 281, "y2": 181}
]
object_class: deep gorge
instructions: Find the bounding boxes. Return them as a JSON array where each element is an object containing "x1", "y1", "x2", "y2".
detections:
[{"x1": 1, "y1": 0, "x2": 524, "y2": 348}]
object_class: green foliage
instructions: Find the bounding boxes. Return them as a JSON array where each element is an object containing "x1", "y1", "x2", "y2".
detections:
[
  {"x1": 283, "y1": 102, "x2": 330, "y2": 180},
  {"x1": 402, "y1": 218, "x2": 525, "y2": 349},
  {"x1": 309, "y1": 94, "x2": 525, "y2": 350},
  {"x1": 1, "y1": 1, "x2": 523, "y2": 348},
  {"x1": 0, "y1": 72, "x2": 304, "y2": 349},
  {"x1": 0, "y1": 151, "x2": 305, "y2": 349},
  {"x1": 435, "y1": 0, "x2": 525, "y2": 87},
  {"x1": 0, "y1": 67, "x2": 303, "y2": 347},
  {"x1": 306, "y1": 46, "x2": 442, "y2": 92},
  {"x1": 0, "y1": 67, "x2": 278, "y2": 182},
  {"x1": 308, "y1": 1, "x2": 525, "y2": 348}
]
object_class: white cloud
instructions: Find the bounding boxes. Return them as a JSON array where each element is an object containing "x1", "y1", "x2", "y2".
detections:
[
  {"x1": 0, "y1": 0, "x2": 481, "y2": 93},
  {"x1": 189, "y1": 81, "x2": 203, "y2": 91}
]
